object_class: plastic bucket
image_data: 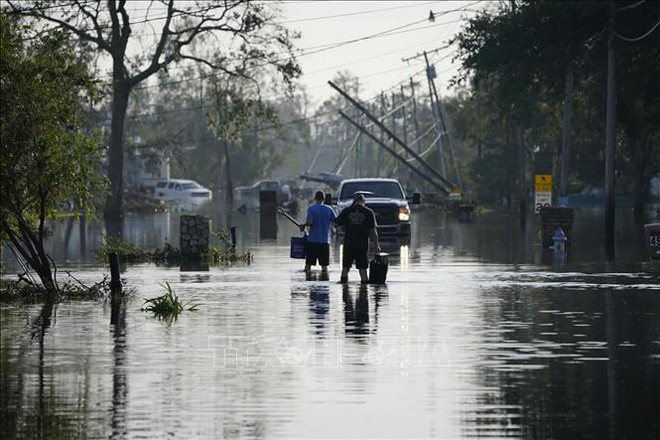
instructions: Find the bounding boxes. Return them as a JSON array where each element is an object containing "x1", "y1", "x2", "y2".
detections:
[{"x1": 290, "y1": 236, "x2": 307, "y2": 259}]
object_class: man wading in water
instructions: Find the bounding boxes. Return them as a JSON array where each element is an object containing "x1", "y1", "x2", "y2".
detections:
[
  {"x1": 300, "y1": 190, "x2": 336, "y2": 277},
  {"x1": 335, "y1": 193, "x2": 381, "y2": 283}
]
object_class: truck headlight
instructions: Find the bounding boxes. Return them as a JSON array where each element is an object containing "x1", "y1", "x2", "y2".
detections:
[{"x1": 399, "y1": 206, "x2": 410, "y2": 222}]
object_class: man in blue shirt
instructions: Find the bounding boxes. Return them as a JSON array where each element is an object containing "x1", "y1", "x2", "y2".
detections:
[{"x1": 300, "y1": 190, "x2": 336, "y2": 275}]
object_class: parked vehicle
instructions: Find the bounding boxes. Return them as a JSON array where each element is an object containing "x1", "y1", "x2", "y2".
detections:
[
  {"x1": 334, "y1": 178, "x2": 418, "y2": 238},
  {"x1": 153, "y1": 179, "x2": 212, "y2": 209}
]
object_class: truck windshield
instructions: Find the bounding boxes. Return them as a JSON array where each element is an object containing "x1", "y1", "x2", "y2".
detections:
[
  {"x1": 340, "y1": 181, "x2": 404, "y2": 200},
  {"x1": 181, "y1": 182, "x2": 201, "y2": 190}
]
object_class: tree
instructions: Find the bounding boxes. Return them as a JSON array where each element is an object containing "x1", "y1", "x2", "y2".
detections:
[
  {"x1": 451, "y1": 0, "x2": 660, "y2": 209},
  {"x1": 7, "y1": 0, "x2": 301, "y2": 221},
  {"x1": 0, "y1": 13, "x2": 104, "y2": 293}
]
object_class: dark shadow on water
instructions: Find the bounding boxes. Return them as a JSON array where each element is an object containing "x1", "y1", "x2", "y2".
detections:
[
  {"x1": 179, "y1": 261, "x2": 210, "y2": 272},
  {"x1": 342, "y1": 284, "x2": 370, "y2": 342},
  {"x1": 110, "y1": 297, "x2": 128, "y2": 439},
  {"x1": 309, "y1": 283, "x2": 330, "y2": 336}
]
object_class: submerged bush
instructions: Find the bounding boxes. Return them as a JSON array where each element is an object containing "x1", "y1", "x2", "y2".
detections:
[
  {"x1": 0, "y1": 275, "x2": 111, "y2": 303},
  {"x1": 98, "y1": 232, "x2": 252, "y2": 265}
]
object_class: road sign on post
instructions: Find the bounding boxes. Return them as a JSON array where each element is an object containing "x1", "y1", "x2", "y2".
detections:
[{"x1": 535, "y1": 174, "x2": 553, "y2": 213}]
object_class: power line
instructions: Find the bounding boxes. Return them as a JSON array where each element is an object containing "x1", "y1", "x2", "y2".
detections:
[
  {"x1": 132, "y1": 17, "x2": 464, "y2": 91},
  {"x1": 615, "y1": 1, "x2": 646, "y2": 12},
  {"x1": 278, "y1": 1, "x2": 441, "y2": 24},
  {"x1": 613, "y1": 15, "x2": 660, "y2": 42}
]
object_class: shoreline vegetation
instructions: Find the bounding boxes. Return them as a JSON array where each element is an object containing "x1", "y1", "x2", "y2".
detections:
[{"x1": 1, "y1": 230, "x2": 251, "y2": 303}]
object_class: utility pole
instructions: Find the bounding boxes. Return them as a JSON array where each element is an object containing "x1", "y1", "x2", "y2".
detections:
[
  {"x1": 339, "y1": 111, "x2": 448, "y2": 194},
  {"x1": 409, "y1": 77, "x2": 421, "y2": 151},
  {"x1": 409, "y1": 77, "x2": 421, "y2": 189},
  {"x1": 329, "y1": 80, "x2": 456, "y2": 193},
  {"x1": 423, "y1": 51, "x2": 447, "y2": 178},
  {"x1": 378, "y1": 92, "x2": 386, "y2": 177},
  {"x1": 605, "y1": 0, "x2": 616, "y2": 257},
  {"x1": 426, "y1": 54, "x2": 462, "y2": 189},
  {"x1": 391, "y1": 91, "x2": 398, "y2": 175},
  {"x1": 400, "y1": 84, "x2": 409, "y2": 184}
]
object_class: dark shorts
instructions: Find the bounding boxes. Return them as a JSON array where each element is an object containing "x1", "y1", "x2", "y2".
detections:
[
  {"x1": 305, "y1": 242, "x2": 330, "y2": 267},
  {"x1": 342, "y1": 247, "x2": 369, "y2": 270}
]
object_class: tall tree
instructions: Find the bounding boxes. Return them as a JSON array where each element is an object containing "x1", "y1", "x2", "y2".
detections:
[
  {"x1": 0, "y1": 13, "x2": 104, "y2": 292},
  {"x1": 7, "y1": 0, "x2": 300, "y2": 220},
  {"x1": 451, "y1": 1, "x2": 660, "y2": 209}
]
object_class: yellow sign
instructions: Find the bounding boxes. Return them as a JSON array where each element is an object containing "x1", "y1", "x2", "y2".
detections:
[{"x1": 534, "y1": 174, "x2": 553, "y2": 192}]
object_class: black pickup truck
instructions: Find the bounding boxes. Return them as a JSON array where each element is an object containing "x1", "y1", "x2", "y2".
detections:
[{"x1": 334, "y1": 178, "x2": 418, "y2": 238}]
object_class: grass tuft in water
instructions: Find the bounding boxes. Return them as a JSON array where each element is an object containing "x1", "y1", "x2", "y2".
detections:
[{"x1": 141, "y1": 282, "x2": 198, "y2": 321}]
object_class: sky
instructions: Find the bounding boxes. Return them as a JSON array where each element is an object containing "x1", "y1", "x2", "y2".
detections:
[{"x1": 278, "y1": 1, "x2": 489, "y2": 106}]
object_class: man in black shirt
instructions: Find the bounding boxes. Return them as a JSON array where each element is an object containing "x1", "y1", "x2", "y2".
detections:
[{"x1": 334, "y1": 193, "x2": 381, "y2": 283}]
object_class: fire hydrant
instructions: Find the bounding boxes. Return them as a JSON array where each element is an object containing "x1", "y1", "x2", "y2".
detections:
[{"x1": 552, "y1": 228, "x2": 567, "y2": 254}]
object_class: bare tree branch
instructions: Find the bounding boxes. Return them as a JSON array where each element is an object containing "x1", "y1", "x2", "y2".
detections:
[
  {"x1": 6, "y1": 0, "x2": 111, "y2": 51},
  {"x1": 73, "y1": 0, "x2": 109, "y2": 51}
]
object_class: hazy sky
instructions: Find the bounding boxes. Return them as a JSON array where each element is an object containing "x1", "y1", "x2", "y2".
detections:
[{"x1": 279, "y1": 1, "x2": 488, "y2": 106}]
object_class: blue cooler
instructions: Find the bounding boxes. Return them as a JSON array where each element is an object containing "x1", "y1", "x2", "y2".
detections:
[{"x1": 290, "y1": 236, "x2": 307, "y2": 259}]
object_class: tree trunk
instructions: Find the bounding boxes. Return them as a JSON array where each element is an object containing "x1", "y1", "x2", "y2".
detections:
[
  {"x1": 223, "y1": 138, "x2": 234, "y2": 207},
  {"x1": 632, "y1": 139, "x2": 651, "y2": 216},
  {"x1": 517, "y1": 125, "x2": 527, "y2": 227},
  {"x1": 104, "y1": 78, "x2": 130, "y2": 221},
  {"x1": 605, "y1": 2, "x2": 616, "y2": 256},
  {"x1": 560, "y1": 65, "x2": 574, "y2": 197}
]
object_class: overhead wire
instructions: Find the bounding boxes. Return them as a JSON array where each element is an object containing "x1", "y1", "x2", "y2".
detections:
[
  {"x1": 277, "y1": 1, "x2": 441, "y2": 24},
  {"x1": 613, "y1": 15, "x2": 660, "y2": 41}
]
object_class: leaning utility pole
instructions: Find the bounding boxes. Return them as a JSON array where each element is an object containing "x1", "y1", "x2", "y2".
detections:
[
  {"x1": 339, "y1": 111, "x2": 448, "y2": 194},
  {"x1": 329, "y1": 80, "x2": 456, "y2": 193}
]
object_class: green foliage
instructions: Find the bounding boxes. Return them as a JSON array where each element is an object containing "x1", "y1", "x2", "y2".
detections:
[
  {"x1": 97, "y1": 233, "x2": 252, "y2": 265},
  {"x1": 141, "y1": 282, "x2": 198, "y2": 322},
  {"x1": 97, "y1": 235, "x2": 152, "y2": 264},
  {"x1": 449, "y1": 1, "x2": 660, "y2": 205},
  {"x1": 0, "y1": 12, "x2": 105, "y2": 290}
]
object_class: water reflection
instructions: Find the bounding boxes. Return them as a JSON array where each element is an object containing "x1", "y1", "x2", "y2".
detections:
[
  {"x1": 342, "y1": 284, "x2": 370, "y2": 341},
  {"x1": 461, "y1": 280, "x2": 660, "y2": 439},
  {"x1": 2, "y1": 206, "x2": 659, "y2": 439},
  {"x1": 110, "y1": 297, "x2": 127, "y2": 439},
  {"x1": 308, "y1": 282, "x2": 330, "y2": 336}
]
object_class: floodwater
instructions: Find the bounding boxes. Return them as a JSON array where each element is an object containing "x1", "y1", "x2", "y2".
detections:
[{"x1": 1, "y1": 206, "x2": 659, "y2": 439}]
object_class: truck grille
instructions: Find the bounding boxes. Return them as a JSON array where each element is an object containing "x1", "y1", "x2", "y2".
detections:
[{"x1": 368, "y1": 204, "x2": 398, "y2": 225}]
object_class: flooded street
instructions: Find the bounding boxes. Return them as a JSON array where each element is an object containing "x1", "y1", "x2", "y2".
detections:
[{"x1": 1, "y1": 208, "x2": 659, "y2": 439}]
